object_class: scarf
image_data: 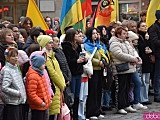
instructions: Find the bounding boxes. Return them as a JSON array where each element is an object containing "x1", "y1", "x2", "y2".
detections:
[
  {"x1": 32, "y1": 66, "x2": 44, "y2": 76},
  {"x1": 42, "y1": 47, "x2": 53, "y2": 55}
]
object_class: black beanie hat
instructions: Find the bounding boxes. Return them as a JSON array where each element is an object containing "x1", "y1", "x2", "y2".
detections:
[{"x1": 155, "y1": 10, "x2": 160, "y2": 20}]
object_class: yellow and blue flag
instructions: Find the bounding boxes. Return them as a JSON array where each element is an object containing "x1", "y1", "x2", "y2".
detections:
[
  {"x1": 146, "y1": 0, "x2": 160, "y2": 28},
  {"x1": 60, "y1": 0, "x2": 83, "y2": 33}
]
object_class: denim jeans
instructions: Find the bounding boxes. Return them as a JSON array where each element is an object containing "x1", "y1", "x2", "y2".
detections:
[
  {"x1": 78, "y1": 81, "x2": 88, "y2": 120},
  {"x1": 154, "y1": 60, "x2": 160, "y2": 99},
  {"x1": 101, "y1": 91, "x2": 111, "y2": 107},
  {"x1": 78, "y1": 96, "x2": 87, "y2": 120},
  {"x1": 132, "y1": 71, "x2": 142, "y2": 104},
  {"x1": 70, "y1": 75, "x2": 82, "y2": 98},
  {"x1": 140, "y1": 73, "x2": 150, "y2": 102}
]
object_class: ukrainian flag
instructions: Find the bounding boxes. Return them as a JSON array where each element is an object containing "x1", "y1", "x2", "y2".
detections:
[{"x1": 60, "y1": 0, "x2": 83, "y2": 33}]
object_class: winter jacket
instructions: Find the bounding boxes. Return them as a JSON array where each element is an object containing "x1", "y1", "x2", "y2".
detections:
[
  {"x1": 148, "y1": 20, "x2": 160, "y2": 60},
  {"x1": 45, "y1": 52, "x2": 66, "y2": 115},
  {"x1": 84, "y1": 40, "x2": 103, "y2": 70},
  {"x1": 0, "y1": 42, "x2": 8, "y2": 67},
  {"x1": 109, "y1": 36, "x2": 137, "y2": 75},
  {"x1": 0, "y1": 42, "x2": 8, "y2": 104},
  {"x1": 22, "y1": 37, "x2": 36, "y2": 53},
  {"x1": 53, "y1": 48, "x2": 72, "y2": 83},
  {"x1": 1, "y1": 62, "x2": 26, "y2": 105},
  {"x1": 138, "y1": 31, "x2": 152, "y2": 73},
  {"x1": 26, "y1": 67, "x2": 51, "y2": 110},
  {"x1": 61, "y1": 42, "x2": 84, "y2": 75},
  {"x1": 29, "y1": 51, "x2": 54, "y2": 97}
]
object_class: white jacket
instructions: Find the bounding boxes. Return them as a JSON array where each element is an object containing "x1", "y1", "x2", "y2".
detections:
[
  {"x1": 109, "y1": 36, "x2": 137, "y2": 75},
  {"x1": 1, "y1": 62, "x2": 26, "y2": 105}
]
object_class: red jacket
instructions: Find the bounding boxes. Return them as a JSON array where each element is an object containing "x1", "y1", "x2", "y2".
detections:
[{"x1": 26, "y1": 67, "x2": 51, "y2": 110}]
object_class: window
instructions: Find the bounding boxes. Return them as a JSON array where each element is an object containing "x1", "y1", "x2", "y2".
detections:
[
  {"x1": 119, "y1": 3, "x2": 139, "y2": 21},
  {"x1": 0, "y1": 0, "x2": 28, "y2": 24},
  {"x1": 17, "y1": 5, "x2": 27, "y2": 22},
  {"x1": 2, "y1": 0, "x2": 14, "y2": 2},
  {"x1": 3, "y1": 6, "x2": 14, "y2": 23}
]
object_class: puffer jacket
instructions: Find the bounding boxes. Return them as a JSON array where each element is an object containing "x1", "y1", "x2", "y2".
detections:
[
  {"x1": 45, "y1": 52, "x2": 66, "y2": 115},
  {"x1": 109, "y1": 36, "x2": 137, "y2": 75},
  {"x1": 26, "y1": 67, "x2": 51, "y2": 110},
  {"x1": 1, "y1": 62, "x2": 26, "y2": 105},
  {"x1": 29, "y1": 51, "x2": 54, "y2": 97},
  {"x1": 53, "y1": 48, "x2": 72, "y2": 83}
]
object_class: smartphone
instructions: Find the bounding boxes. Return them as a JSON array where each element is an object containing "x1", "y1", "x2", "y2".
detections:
[{"x1": 79, "y1": 52, "x2": 86, "y2": 58}]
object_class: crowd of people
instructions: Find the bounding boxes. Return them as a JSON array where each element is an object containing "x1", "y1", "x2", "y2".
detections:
[{"x1": 0, "y1": 9, "x2": 160, "y2": 120}]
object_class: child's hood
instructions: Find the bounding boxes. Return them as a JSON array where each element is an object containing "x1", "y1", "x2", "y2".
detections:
[
  {"x1": 18, "y1": 50, "x2": 29, "y2": 66},
  {"x1": 29, "y1": 51, "x2": 46, "y2": 66}
]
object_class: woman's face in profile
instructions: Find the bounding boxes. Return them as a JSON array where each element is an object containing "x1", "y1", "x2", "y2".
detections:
[
  {"x1": 117, "y1": 30, "x2": 127, "y2": 40},
  {"x1": 5, "y1": 32, "x2": 15, "y2": 44},
  {"x1": 92, "y1": 29, "x2": 98, "y2": 41}
]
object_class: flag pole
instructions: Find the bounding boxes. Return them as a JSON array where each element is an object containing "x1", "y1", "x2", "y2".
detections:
[
  {"x1": 77, "y1": 0, "x2": 80, "y2": 30},
  {"x1": 116, "y1": 0, "x2": 118, "y2": 21}
]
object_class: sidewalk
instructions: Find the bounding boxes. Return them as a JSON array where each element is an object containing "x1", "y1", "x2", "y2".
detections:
[{"x1": 102, "y1": 95, "x2": 159, "y2": 120}]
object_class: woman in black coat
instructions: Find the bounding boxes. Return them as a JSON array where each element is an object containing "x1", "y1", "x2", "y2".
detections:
[
  {"x1": 137, "y1": 21, "x2": 152, "y2": 105},
  {"x1": 61, "y1": 29, "x2": 87, "y2": 120}
]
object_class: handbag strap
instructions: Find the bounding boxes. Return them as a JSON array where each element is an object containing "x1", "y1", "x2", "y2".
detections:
[
  {"x1": 60, "y1": 92, "x2": 65, "y2": 107},
  {"x1": 90, "y1": 47, "x2": 97, "y2": 60}
]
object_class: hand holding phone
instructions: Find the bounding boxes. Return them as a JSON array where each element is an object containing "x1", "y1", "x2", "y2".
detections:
[{"x1": 79, "y1": 52, "x2": 86, "y2": 58}]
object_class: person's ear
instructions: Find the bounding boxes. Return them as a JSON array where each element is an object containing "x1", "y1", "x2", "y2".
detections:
[
  {"x1": 34, "y1": 36, "x2": 37, "y2": 43},
  {"x1": 5, "y1": 56, "x2": 9, "y2": 61}
]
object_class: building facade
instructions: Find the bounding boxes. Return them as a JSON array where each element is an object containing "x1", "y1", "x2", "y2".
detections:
[
  {"x1": 0, "y1": 0, "x2": 62, "y2": 24},
  {"x1": 0, "y1": 0, "x2": 149, "y2": 24}
]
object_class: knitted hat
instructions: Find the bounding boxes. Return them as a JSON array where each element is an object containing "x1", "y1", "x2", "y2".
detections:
[
  {"x1": 31, "y1": 54, "x2": 45, "y2": 68},
  {"x1": 37, "y1": 35, "x2": 53, "y2": 49},
  {"x1": 128, "y1": 31, "x2": 139, "y2": 41},
  {"x1": 155, "y1": 10, "x2": 160, "y2": 20},
  {"x1": 45, "y1": 30, "x2": 54, "y2": 36}
]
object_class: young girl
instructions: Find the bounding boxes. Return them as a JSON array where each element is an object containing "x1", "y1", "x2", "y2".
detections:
[
  {"x1": 26, "y1": 54, "x2": 52, "y2": 120},
  {"x1": 1, "y1": 46, "x2": 26, "y2": 120}
]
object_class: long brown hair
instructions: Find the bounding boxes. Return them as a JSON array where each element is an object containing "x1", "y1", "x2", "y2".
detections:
[{"x1": 64, "y1": 29, "x2": 78, "y2": 50}]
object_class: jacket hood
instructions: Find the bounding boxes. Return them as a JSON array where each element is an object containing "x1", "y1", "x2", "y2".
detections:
[
  {"x1": 29, "y1": 51, "x2": 46, "y2": 65},
  {"x1": 31, "y1": 54, "x2": 45, "y2": 68},
  {"x1": 18, "y1": 50, "x2": 29, "y2": 66},
  {"x1": 109, "y1": 36, "x2": 124, "y2": 45}
]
